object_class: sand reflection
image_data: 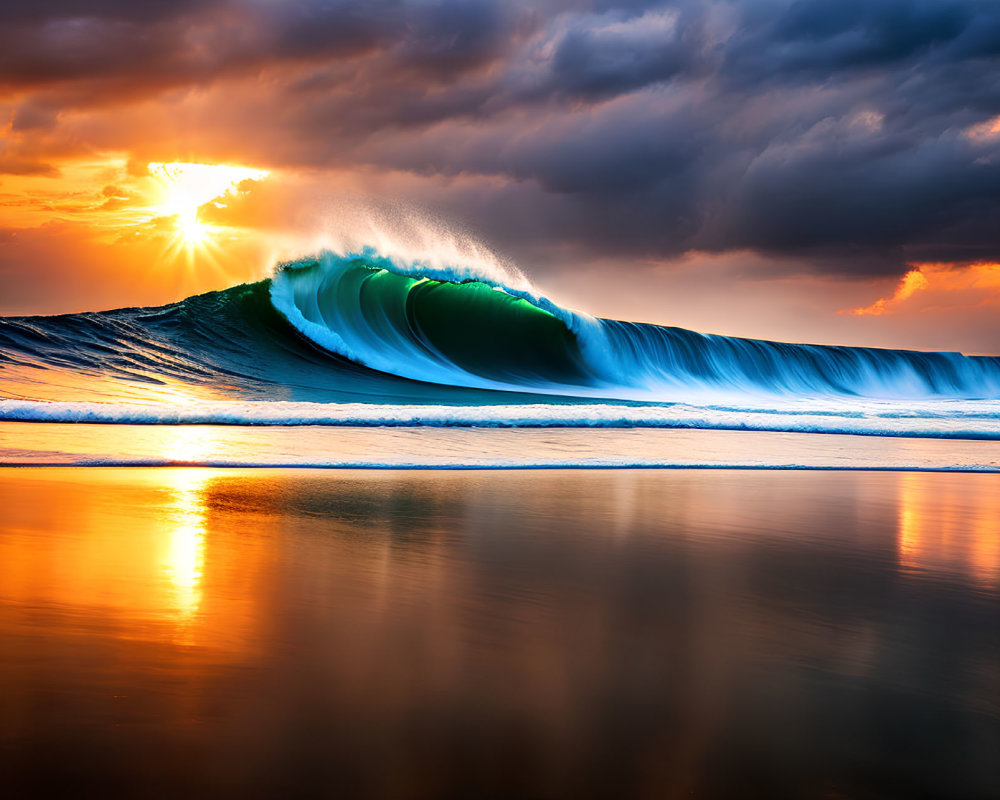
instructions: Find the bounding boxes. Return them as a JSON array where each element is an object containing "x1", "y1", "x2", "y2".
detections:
[
  {"x1": 0, "y1": 468, "x2": 269, "y2": 654},
  {"x1": 2, "y1": 468, "x2": 999, "y2": 798},
  {"x1": 898, "y1": 472, "x2": 1000, "y2": 586},
  {"x1": 162, "y1": 469, "x2": 209, "y2": 634}
]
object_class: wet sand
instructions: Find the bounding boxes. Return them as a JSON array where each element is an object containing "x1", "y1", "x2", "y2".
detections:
[
  {"x1": 3, "y1": 421, "x2": 1000, "y2": 470},
  {"x1": 1, "y1": 467, "x2": 998, "y2": 798}
]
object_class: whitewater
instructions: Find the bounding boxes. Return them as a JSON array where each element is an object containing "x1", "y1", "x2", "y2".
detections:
[{"x1": 2, "y1": 249, "x2": 1000, "y2": 467}]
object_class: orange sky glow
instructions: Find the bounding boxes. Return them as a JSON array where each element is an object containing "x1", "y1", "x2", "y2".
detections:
[{"x1": 843, "y1": 263, "x2": 1000, "y2": 318}]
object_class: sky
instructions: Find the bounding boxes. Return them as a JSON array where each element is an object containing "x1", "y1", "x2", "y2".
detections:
[{"x1": 1, "y1": 0, "x2": 999, "y2": 354}]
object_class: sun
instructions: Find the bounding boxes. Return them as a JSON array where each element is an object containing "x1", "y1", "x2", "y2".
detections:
[
  {"x1": 148, "y1": 161, "x2": 269, "y2": 249},
  {"x1": 177, "y1": 212, "x2": 209, "y2": 245}
]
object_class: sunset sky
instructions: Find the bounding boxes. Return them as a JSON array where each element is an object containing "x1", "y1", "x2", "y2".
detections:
[{"x1": 1, "y1": 0, "x2": 999, "y2": 353}]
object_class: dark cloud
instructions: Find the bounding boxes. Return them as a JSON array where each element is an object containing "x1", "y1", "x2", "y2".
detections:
[
  {"x1": 510, "y1": 6, "x2": 702, "y2": 102},
  {"x1": 0, "y1": 1, "x2": 523, "y2": 90},
  {"x1": 1, "y1": 1, "x2": 1000, "y2": 276},
  {"x1": 723, "y1": 0, "x2": 975, "y2": 85},
  {"x1": 0, "y1": 1, "x2": 207, "y2": 24}
]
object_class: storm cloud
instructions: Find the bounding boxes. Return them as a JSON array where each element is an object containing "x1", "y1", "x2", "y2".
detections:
[{"x1": 2, "y1": 0, "x2": 1000, "y2": 275}]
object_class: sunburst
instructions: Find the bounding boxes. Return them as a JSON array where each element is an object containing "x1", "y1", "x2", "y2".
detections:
[
  {"x1": 177, "y1": 213, "x2": 209, "y2": 245},
  {"x1": 148, "y1": 161, "x2": 268, "y2": 251}
]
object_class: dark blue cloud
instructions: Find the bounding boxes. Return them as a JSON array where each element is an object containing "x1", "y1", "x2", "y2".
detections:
[
  {"x1": 547, "y1": 8, "x2": 693, "y2": 99},
  {"x1": 723, "y1": 0, "x2": 978, "y2": 86}
]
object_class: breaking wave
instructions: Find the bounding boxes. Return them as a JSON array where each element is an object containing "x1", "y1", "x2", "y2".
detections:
[
  {"x1": 270, "y1": 252, "x2": 1000, "y2": 402},
  {"x1": 2, "y1": 249, "x2": 999, "y2": 437}
]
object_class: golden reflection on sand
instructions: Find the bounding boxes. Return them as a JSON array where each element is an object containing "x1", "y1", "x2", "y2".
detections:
[
  {"x1": 164, "y1": 425, "x2": 222, "y2": 464},
  {"x1": 0, "y1": 469, "x2": 271, "y2": 655},
  {"x1": 898, "y1": 473, "x2": 1000, "y2": 586},
  {"x1": 162, "y1": 469, "x2": 209, "y2": 634}
]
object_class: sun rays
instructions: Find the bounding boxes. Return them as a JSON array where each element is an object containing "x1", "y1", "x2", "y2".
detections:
[
  {"x1": 145, "y1": 161, "x2": 269, "y2": 278},
  {"x1": 149, "y1": 160, "x2": 267, "y2": 246}
]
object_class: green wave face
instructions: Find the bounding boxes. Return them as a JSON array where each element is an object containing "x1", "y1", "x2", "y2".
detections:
[
  {"x1": 385, "y1": 270, "x2": 586, "y2": 383},
  {"x1": 273, "y1": 257, "x2": 593, "y2": 390}
]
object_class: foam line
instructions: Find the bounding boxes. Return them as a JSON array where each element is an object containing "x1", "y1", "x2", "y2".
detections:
[{"x1": 4, "y1": 399, "x2": 1000, "y2": 439}]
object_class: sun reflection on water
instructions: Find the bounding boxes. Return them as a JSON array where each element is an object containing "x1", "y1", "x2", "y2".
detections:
[
  {"x1": 897, "y1": 473, "x2": 1000, "y2": 587},
  {"x1": 163, "y1": 469, "x2": 210, "y2": 627},
  {"x1": 165, "y1": 425, "x2": 221, "y2": 464},
  {"x1": 0, "y1": 468, "x2": 277, "y2": 663}
]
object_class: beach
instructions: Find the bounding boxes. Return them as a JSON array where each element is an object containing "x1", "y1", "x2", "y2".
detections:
[{"x1": 2, "y1": 466, "x2": 997, "y2": 798}]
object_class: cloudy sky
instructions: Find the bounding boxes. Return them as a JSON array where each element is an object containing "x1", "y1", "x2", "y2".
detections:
[{"x1": 1, "y1": 0, "x2": 999, "y2": 352}]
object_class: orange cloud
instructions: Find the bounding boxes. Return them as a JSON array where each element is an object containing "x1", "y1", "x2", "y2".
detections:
[
  {"x1": 842, "y1": 262, "x2": 1000, "y2": 317},
  {"x1": 965, "y1": 114, "x2": 1000, "y2": 141},
  {"x1": 844, "y1": 268, "x2": 929, "y2": 316}
]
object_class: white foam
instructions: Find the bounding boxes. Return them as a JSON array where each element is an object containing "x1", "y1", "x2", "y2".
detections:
[{"x1": 3, "y1": 398, "x2": 1000, "y2": 439}]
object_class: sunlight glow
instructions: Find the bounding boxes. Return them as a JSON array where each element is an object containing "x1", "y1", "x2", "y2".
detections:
[
  {"x1": 840, "y1": 262, "x2": 1000, "y2": 319},
  {"x1": 178, "y1": 213, "x2": 210, "y2": 245},
  {"x1": 898, "y1": 473, "x2": 1000, "y2": 587},
  {"x1": 165, "y1": 425, "x2": 220, "y2": 464},
  {"x1": 163, "y1": 469, "x2": 211, "y2": 627},
  {"x1": 148, "y1": 161, "x2": 269, "y2": 249}
]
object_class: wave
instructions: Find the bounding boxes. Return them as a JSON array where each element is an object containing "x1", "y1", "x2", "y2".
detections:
[
  {"x1": 271, "y1": 251, "x2": 1000, "y2": 402},
  {"x1": 2, "y1": 249, "x2": 1000, "y2": 435}
]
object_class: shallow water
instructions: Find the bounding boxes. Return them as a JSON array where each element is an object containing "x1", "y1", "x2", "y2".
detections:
[
  {"x1": 1, "y1": 467, "x2": 998, "y2": 798},
  {"x1": 3, "y1": 423, "x2": 1000, "y2": 470}
]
